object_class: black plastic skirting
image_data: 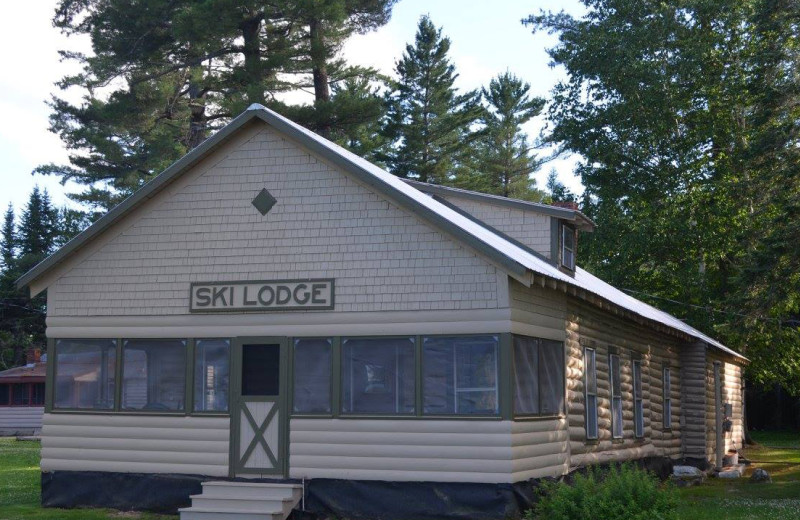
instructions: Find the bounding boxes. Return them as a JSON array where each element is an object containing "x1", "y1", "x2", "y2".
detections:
[{"x1": 41, "y1": 458, "x2": 675, "y2": 520}]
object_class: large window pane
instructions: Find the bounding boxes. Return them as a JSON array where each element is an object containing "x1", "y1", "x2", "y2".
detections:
[
  {"x1": 539, "y1": 340, "x2": 565, "y2": 415},
  {"x1": 12, "y1": 384, "x2": 28, "y2": 405},
  {"x1": 293, "y1": 338, "x2": 332, "y2": 414},
  {"x1": 423, "y1": 335, "x2": 499, "y2": 415},
  {"x1": 513, "y1": 336, "x2": 539, "y2": 414},
  {"x1": 633, "y1": 360, "x2": 644, "y2": 438},
  {"x1": 194, "y1": 339, "x2": 230, "y2": 412},
  {"x1": 610, "y1": 353, "x2": 623, "y2": 438},
  {"x1": 0, "y1": 384, "x2": 8, "y2": 405},
  {"x1": 54, "y1": 339, "x2": 116, "y2": 410},
  {"x1": 32, "y1": 383, "x2": 45, "y2": 406},
  {"x1": 122, "y1": 339, "x2": 186, "y2": 411},
  {"x1": 342, "y1": 337, "x2": 415, "y2": 414},
  {"x1": 585, "y1": 348, "x2": 598, "y2": 439},
  {"x1": 663, "y1": 367, "x2": 672, "y2": 429}
]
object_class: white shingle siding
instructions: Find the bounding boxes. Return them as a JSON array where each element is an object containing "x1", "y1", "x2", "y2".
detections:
[
  {"x1": 47, "y1": 126, "x2": 499, "y2": 317},
  {"x1": 0, "y1": 407, "x2": 43, "y2": 435},
  {"x1": 438, "y1": 195, "x2": 552, "y2": 259}
]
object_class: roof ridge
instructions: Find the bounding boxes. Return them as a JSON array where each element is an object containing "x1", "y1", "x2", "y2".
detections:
[{"x1": 15, "y1": 105, "x2": 742, "y2": 360}]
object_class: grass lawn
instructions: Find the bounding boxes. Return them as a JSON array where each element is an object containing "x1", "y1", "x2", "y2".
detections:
[
  {"x1": 0, "y1": 438, "x2": 176, "y2": 520},
  {"x1": 1, "y1": 432, "x2": 799, "y2": 519},
  {"x1": 677, "y1": 430, "x2": 800, "y2": 520}
]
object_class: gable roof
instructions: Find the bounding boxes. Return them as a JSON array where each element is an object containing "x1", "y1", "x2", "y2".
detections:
[
  {"x1": 16, "y1": 104, "x2": 745, "y2": 361},
  {"x1": 404, "y1": 179, "x2": 596, "y2": 232},
  {"x1": 0, "y1": 362, "x2": 47, "y2": 383}
]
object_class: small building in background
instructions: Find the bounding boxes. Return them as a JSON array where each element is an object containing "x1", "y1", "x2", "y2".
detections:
[{"x1": 0, "y1": 349, "x2": 46, "y2": 436}]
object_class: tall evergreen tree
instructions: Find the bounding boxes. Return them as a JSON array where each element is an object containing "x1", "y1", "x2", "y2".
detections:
[
  {"x1": 382, "y1": 16, "x2": 482, "y2": 184},
  {"x1": 39, "y1": 0, "x2": 396, "y2": 211},
  {"x1": 326, "y1": 76, "x2": 388, "y2": 161},
  {"x1": 545, "y1": 170, "x2": 577, "y2": 204},
  {"x1": 525, "y1": 0, "x2": 800, "y2": 392},
  {"x1": 17, "y1": 187, "x2": 59, "y2": 273},
  {"x1": 459, "y1": 72, "x2": 545, "y2": 200},
  {"x1": 0, "y1": 204, "x2": 15, "y2": 273},
  {"x1": 283, "y1": 0, "x2": 397, "y2": 137},
  {"x1": 0, "y1": 188, "x2": 58, "y2": 367}
]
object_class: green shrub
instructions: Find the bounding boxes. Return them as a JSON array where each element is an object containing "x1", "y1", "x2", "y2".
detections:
[{"x1": 526, "y1": 463, "x2": 678, "y2": 520}]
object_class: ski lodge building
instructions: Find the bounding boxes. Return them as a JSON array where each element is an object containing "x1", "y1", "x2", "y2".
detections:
[{"x1": 16, "y1": 105, "x2": 747, "y2": 520}]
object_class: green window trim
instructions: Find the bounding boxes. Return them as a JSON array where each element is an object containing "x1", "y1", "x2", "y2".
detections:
[
  {"x1": 609, "y1": 352, "x2": 623, "y2": 439},
  {"x1": 511, "y1": 335, "x2": 567, "y2": 419},
  {"x1": 632, "y1": 358, "x2": 644, "y2": 439},
  {"x1": 49, "y1": 337, "x2": 232, "y2": 417},
  {"x1": 663, "y1": 365, "x2": 672, "y2": 430},
  {"x1": 289, "y1": 336, "x2": 334, "y2": 416},
  {"x1": 47, "y1": 333, "x2": 521, "y2": 421},
  {"x1": 583, "y1": 347, "x2": 598, "y2": 440},
  {"x1": 192, "y1": 338, "x2": 232, "y2": 414}
]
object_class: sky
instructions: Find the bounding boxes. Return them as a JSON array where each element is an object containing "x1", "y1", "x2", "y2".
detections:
[{"x1": 0, "y1": 0, "x2": 585, "y2": 216}]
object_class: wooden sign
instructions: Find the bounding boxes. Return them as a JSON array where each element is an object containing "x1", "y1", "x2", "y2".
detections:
[{"x1": 190, "y1": 279, "x2": 334, "y2": 312}]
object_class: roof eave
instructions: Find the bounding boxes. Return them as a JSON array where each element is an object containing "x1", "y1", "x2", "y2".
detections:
[
  {"x1": 16, "y1": 108, "x2": 265, "y2": 294},
  {"x1": 16, "y1": 106, "x2": 534, "y2": 293},
  {"x1": 403, "y1": 179, "x2": 597, "y2": 232}
]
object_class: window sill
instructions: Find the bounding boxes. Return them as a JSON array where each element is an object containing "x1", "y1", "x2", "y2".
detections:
[
  {"x1": 336, "y1": 414, "x2": 503, "y2": 421},
  {"x1": 48, "y1": 409, "x2": 224, "y2": 418},
  {"x1": 512, "y1": 414, "x2": 564, "y2": 422}
]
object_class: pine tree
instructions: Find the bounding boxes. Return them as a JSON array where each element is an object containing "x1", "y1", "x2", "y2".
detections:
[
  {"x1": 284, "y1": 0, "x2": 397, "y2": 138},
  {"x1": 0, "y1": 188, "x2": 58, "y2": 367},
  {"x1": 382, "y1": 16, "x2": 482, "y2": 184},
  {"x1": 17, "y1": 187, "x2": 59, "y2": 274},
  {"x1": 327, "y1": 76, "x2": 388, "y2": 161},
  {"x1": 38, "y1": 1, "x2": 397, "y2": 211},
  {"x1": 546, "y1": 170, "x2": 577, "y2": 203},
  {"x1": 0, "y1": 204, "x2": 15, "y2": 273},
  {"x1": 461, "y1": 72, "x2": 545, "y2": 200}
]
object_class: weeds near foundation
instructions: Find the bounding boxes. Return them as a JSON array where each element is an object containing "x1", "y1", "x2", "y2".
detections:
[{"x1": 527, "y1": 464, "x2": 678, "y2": 520}]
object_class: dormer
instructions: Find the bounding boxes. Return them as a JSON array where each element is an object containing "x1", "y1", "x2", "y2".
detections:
[{"x1": 404, "y1": 181, "x2": 595, "y2": 271}]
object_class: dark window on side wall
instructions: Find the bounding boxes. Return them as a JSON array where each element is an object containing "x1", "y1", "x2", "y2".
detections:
[
  {"x1": 341, "y1": 337, "x2": 415, "y2": 415},
  {"x1": 0, "y1": 384, "x2": 8, "y2": 405},
  {"x1": 54, "y1": 339, "x2": 117, "y2": 410},
  {"x1": 122, "y1": 339, "x2": 186, "y2": 411},
  {"x1": 561, "y1": 224, "x2": 576, "y2": 270},
  {"x1": 663, "y1": 366, "x2": 672, "y2": 429},
  {"x1": 293, "y1": 338, "x2": 332, "y2": 414},
  {"x1": 633, "y1": 359, "x2": 644, "y2": 438},
  {"x1": 610, "y1": 353, "x2": 623, "y2": 439},
  {"x1": 423, "y1": 335, "x2": 499, "y2": 415},
  {"x1": 32, "y1": 383, "x2": 45, "y2": 406},
  {"x1": 513, "y1": 336, "x2": 565, "y2": 416},
  {"x1": 584, "y1": 348, "x2": 598, "y2": 439},
  {"x1": 193, "y1": 339, "x2": 230, "y2": 412},
  {"x1": 12, "y1": 384, "x2": 28, "y2": 405}
]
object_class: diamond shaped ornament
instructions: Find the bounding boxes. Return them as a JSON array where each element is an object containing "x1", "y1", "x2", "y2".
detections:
[{"x1": 251, "y1": 188, "x2": 277, "y2": 216}]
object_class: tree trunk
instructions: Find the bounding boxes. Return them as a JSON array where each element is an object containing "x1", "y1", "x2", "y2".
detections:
[
  {"x1": 309, "y1": 18, "x2": 331, "y2": 138},
  {"x1": 187, "y1": 65, "x2": 208, "y2": 149},
  {"x1": 240, "y1": 14, "x2": 265, "y2": 105}
]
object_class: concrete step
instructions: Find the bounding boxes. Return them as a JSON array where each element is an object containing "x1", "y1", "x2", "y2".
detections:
[
  {"x1": 189, "y1": 496, "x2": 294, "y2": 515},
  {"x1": 179, "y1": 507, "x2": 283, "y2": 520},
  {"x1": 200, "y1": 481, "x2": 301, "y2": 501}
]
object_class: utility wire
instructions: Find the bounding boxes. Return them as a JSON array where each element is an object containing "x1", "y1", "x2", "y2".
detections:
[{"x1": 621, "y1": 288, "x2": 800, "y2": 326}]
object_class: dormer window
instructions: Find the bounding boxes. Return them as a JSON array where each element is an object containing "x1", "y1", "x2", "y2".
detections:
[{"x1": 560, "y1": 223, "x2": 576, "y2": 270}]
